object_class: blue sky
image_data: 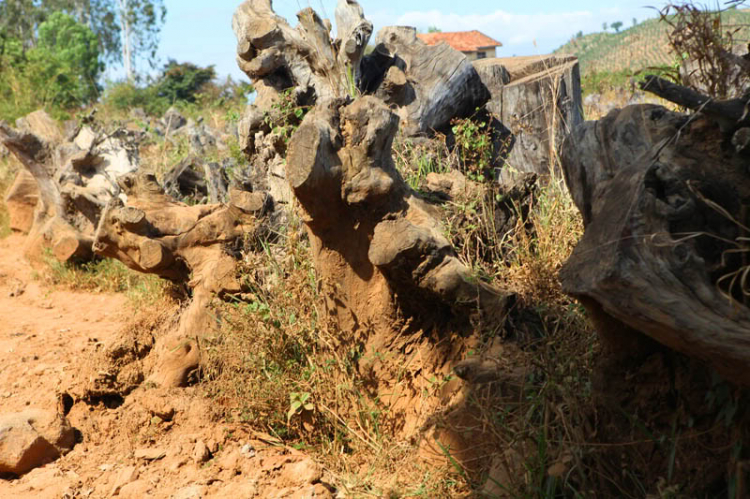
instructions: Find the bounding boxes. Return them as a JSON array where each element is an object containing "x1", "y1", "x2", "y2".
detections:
[{"x1": 147, "y1": 0, "x2": 664, "y2": 82}]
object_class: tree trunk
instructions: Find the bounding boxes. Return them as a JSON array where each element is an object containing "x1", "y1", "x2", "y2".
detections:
[
  {"x1": 233, "y1": 0, "x2": 513, "y2": 435},
  {"x1": 560, "y1": 103, "x2": 750, "y2": 383},
  {"x1": 475, "y1": 55, "x2": 583, "y2": 179},
  {"x1": 1, "y1": 112, "x2": 264, "y2": 388}
]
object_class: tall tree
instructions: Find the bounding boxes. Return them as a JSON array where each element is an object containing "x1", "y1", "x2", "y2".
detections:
[
  {"x1": 0, "y1": 0, "x2": 165, "y2": 80},
  {"x1": 116, "y1": 0, "x2": 165, "y2": 81},
  {"x1": 0, "y1": 0, "x2": 46, "y2": 47}
]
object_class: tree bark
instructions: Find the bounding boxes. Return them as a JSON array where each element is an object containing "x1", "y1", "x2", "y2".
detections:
[
  {"x1": 475, "y1": 55, "x2": 584, "y2": 179},
  {"x1": 560, "y1": 103, "x2": 750, "y2": 383}
]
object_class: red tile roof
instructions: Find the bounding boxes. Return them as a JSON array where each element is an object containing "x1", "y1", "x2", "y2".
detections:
[{"x1": 416, "y1": 30, "x2": 502, "y2": 52}]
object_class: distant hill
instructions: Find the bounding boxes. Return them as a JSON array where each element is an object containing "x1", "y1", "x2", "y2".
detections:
[{"x1": 554, "y1": 8, "x2": 750, "y2": 75}]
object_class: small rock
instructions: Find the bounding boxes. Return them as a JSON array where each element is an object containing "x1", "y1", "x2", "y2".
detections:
[
  {"x1": 217, "y1": 448, "x2": 240, "y2": 472},
  {"x1": 118, "y1": 479, "x2": 151, "y2": 498},
  {"x1": 279, "y1": 457, "x2": 323, "y2": 486},
  {"x1": 141, "y1": 394, "x2": 176, "y2": 421},
  {"x1": 171, "y1": 484, "x2": 205, "y2": 499},
  {"x1": 110, "y1": 465, "x2": 139, "y2": 496},
  {"x1": 134, "y1": 448, "x2": 166, "y2": 461},
  {"x1": 240, "y1": 443, "x2": 256, "y2": 458},
  {"x1": 192, "y1": 440, "x2": 210, "y2": 463},
  {"x1": 0, "y1": 409, "x2": 76, "y2": 475},
  {"x1": 207, "y1": 440, "x2": 219, "y2": 454}
]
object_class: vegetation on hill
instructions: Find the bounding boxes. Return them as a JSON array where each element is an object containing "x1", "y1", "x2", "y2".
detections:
[{"x1": 555, "y1": 6, "x2": 750, "y2": 75}]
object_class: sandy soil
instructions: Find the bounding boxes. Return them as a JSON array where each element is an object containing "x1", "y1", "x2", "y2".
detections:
[{"x1": 0, "y1": 234, "x2": 332, "y2": 499}]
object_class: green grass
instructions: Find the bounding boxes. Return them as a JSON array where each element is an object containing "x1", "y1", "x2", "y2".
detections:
[{"x1": 43, "y1": 253, "x2": 169, "y2": 305}]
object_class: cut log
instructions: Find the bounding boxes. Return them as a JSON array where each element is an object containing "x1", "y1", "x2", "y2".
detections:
[
  {"x1": 475, "y1": 55, "x2": 583, "y2": 178},
  {"x1": 4, "y1": 169, "x2": 38, "y2": 233},
  {"x1": 361, "y1": 26, "x2": 491, "y2": 136},
  {"x1": 560, "y1": 104, "x2": 750, "y2": 383}
]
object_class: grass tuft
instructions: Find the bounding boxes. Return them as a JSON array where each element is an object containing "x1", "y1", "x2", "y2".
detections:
[{"x1": 42, "y1": 253, "x2": 170, "y2": 305}]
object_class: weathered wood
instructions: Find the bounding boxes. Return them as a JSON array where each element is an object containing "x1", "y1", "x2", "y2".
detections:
[
  {"x1": 0, "y1": 114, "x2": 136, "y2": 262},
  {"x1": 640, "y1": 75, "x2": 748, "y2": 132},
  {"x1": 1, "y1": 110, "x2": 265, "y2": 389},
  {"x1": 334, "y1": 0, "x2": 372, "y2": 83},
  {"x1": 4, "y1": 169, "x2": 39, "y2": 233},
  {"x1": 287, "y1": 95, "x2": 511, "y2": 329},
  {"x1": 92, "y1": 171, "x2": 261, "y2": 387},
  {"x1": 561, "y1": 103, "x2": 750, "y2": 383},
  {"x1": 362, "y1": 26, "x2": 490, "y2": 136},
  {"x1": 475, "y1": 55, "x2": 583, "y2": 178}
]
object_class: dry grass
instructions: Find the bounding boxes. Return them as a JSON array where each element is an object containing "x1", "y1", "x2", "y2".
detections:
[{"x1": 200, "y1": 217, "x2": 472, "y2": 496}]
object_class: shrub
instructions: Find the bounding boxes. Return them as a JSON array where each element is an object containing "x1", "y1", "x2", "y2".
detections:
[
  {"x1": 155, "y1": 59, "x2": 216, "y2": 103},
  {"x1": 102, "y1": 80, "x2": 168, "y2": 116},
  {"x1": 0, "y1": 13, "x2": 102, "y2": 121}
]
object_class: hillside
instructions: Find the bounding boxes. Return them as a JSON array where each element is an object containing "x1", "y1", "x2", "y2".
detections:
[{"x1": 555, "y1": 7, "x2": 750, "y2": 74}]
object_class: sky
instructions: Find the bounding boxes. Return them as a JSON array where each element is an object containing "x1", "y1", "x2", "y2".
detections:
[{"x1": 146, "y1": 0, "x2": 666, "y2": 82}]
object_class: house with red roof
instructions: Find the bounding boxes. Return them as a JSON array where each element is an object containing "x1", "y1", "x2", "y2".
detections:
[{"x1": 416, "y1": 30, "x2": 502, "y2": 61}]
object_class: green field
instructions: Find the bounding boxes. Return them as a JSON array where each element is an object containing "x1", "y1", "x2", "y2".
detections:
[{"x1": 555, "y1": 8, "x2": 750, "y2": 75}]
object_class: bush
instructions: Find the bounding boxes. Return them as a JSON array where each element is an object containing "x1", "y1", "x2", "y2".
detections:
[
  {"x1": 155, "y1": 59, "x2": 216, "y2": 103},
  {"x1": 103, "y1": 60, "x2": 252, "y2": 118},
  {"x1": 102, "y1": 80, "x2": 168, "y2": 116},
  {"x1": 0, "y1": 13, "x2": 102, "y2": 121}
]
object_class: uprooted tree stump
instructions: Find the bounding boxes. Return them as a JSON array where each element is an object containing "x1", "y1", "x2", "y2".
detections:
[
  {"x1": 0, "y1": 111, "x2": 138, "y2": 263},
  {"x1": 1, "y1": 113, "x2": 268, "y2": 389},
  {"x1": 233, "y1": 0, "x2": 513, "y2": 434},
  {"x1": 92, "y1": 173, "x2": 263, "y2": 386},
  {"x1": 560, "y1": 92, "x2": 750, "y2": 383},
  {"x1": 233, "y1": 0, "x2": 501, "y2": 209}
]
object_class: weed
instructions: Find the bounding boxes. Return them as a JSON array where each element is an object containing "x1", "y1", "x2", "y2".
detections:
[
  {"x1": 451, "y1": 116, "x2": 495, "y2": 182},
  {"x1": 659, "y1": 1, "x2": 750, "y2": 98},
  {"x1": 392, "y1": 134, "x2": 452, "y2": 190},
  {"x1": 263, "y1": 89, "x2": 309, "y2": 144}
]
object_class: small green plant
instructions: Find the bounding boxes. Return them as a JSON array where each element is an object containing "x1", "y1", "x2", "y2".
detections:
[
  {"x1": 263, "y1": 89, "x2": 308, "y2": 144},
  {"x1": 287, "y1": 391, "x2": 313, "y2": 423},
  {"x1": 451, "y1": 116, "x2": 494, "y2": 181}
]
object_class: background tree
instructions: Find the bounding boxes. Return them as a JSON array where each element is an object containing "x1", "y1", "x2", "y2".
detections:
[
  {"x1": 0, "y1": 12, "x2": 102, "y2": 119},
  {"x1": 116, "y1": 0, "x2": 166, "y2": 81},
  {"x1": 0, "y1": 0, "x2": 46, "y2": 47},
  {"x1": 155, "y1": 59, "x2": 216, "y2": 103},
  {"x1": 427, "y1": 26, "x2": 441, "y2": 33},
  {"x1": 611, "y1": 21, "x2": 623, "y2": 32},
  {"x1": 632, "y1": 17, "x2": 638, "y2": 27},
  {"x1": 602, "y1": 22, "x2": 608, "y2": 31}
]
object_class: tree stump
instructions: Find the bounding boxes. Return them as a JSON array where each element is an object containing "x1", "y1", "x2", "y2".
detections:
[
  {"x1": 233, "y1": 0, "x2": 513, "y2": 435},
  {"x1": 475, "y1": 55, "x2": 583, "y2": 178},
  {"x1": 560, "y1": 103, "x2": 750, "y2": 383}
]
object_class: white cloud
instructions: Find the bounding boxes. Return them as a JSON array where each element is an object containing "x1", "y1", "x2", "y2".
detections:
[{"x1": 393, "y1": 8, "x2": 652, "y2": 55}]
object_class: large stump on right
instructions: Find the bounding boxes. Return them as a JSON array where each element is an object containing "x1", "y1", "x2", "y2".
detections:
[{"x1": 560, "y1": 104, "x2": 750, "y2": 383}]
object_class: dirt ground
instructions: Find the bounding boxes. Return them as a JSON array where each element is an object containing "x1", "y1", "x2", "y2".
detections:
[{"x1": 0, "y1": 234, "x2": 333, "y2": 499}]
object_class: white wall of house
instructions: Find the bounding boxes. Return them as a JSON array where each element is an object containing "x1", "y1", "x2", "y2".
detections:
[{"x1": 462, "y1": 47, "x2": 498, "y2": 61}]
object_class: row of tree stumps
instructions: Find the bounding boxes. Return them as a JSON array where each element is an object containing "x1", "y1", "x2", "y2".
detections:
[{"x1": 10, "y1": 0, "x2": 750, "y2": 491}]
